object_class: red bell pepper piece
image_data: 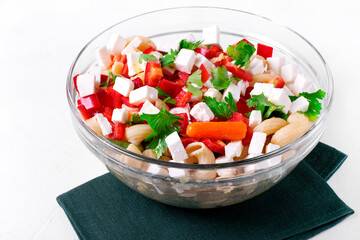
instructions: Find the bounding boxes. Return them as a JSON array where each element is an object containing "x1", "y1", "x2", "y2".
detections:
[
  {"x1": 77, "y1": 94, "x2": 102, "y2": 113},
  {"x1": 106, "y1": 87, "x2": 123, "y2": 109},
  {"x1": 201, "y1": 139, "x2": 225, "y2": 155},
  {"x1": 180, "y1": 137, "x2": 197, "y2": 148},
  {"x1": 100, "y1": 74, "x2": 108, "y2": 83},
  {"x1": 73, "y1": 74, "x2": 79, "y2": 93},
  {"x1": 242, "y1": 127, "x2": 253, "y2": 145},
  {"x1": 175, "y1": 90, "x2": 192, "y2": 107},
  {"x1": 235, "y1": 38, "x2": 254, "y2": 47},
  {"x1": 195, "y1": 48, "x2": 212, "y2": 58},
  {"x1": 178, "y1": 72, "x2": 190, "y2": 83},
  {"x1": 132, "y1": 77, "x2": 144, "y2": 89},
  {"x1": 144, "y1": 62, "x2": 163, "y2": 87},
  {"x1": 244, "y1": 87, "x2": 253, "y2": 100},
  {"x1": 121, "y1": 64, "x2": 129, "y2": 78},
  {"x1": 112, "y1": 122, "x2": 126, "y2": 140},
  {"x1": 96, "y1": 89, "x2": 114, "y2": 109},
  {"x1": 199, "y1": 64, "x2": 210, "y2": 83},
  {"x1": 267, "y1": 77, "x2": 285, "y2": 88},
  {"x1": 143, "y1": 46, "x2": 156, "y2": 54},
  {"x1": 224, "y1": 62, "x2": 252, "y2": 82},
  {"x1": 121, "y1": 96, "x2": 137, "y2": 108},
  {"x1": 159, "y1": 79, "x2": 184, "y2": 98},
  {"x1": 257, "y1": 43, "x2": 273, "y2": 59},
  {"x1": 120, "y1": 55, "x2": 127, "y2": 64},
  {"x1": 236, "y1": 97, "x2": 252, "y2": 116},
  {"x1": 77, "y1": 104, "x2": 92, "y2": 120},
  {"x1": 103, "y1": 107, "x2": 113, "y2": 122},
  {"x1": 174, "y1": 113, "x2": 189, "y2": 135},
  {"x1": 228, "y1": 112, "x2": 249, "y2": 126}
]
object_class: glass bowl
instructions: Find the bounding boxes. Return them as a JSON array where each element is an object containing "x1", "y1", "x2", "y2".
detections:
[{"x1": 66, "y1": 7, "x2": 333, "y2": 208}]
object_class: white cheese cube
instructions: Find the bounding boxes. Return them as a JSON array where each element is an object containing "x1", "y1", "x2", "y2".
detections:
[
  {"x1": 237, "y1": 80, "x2": 249, "y2": 96},
  {"x1": 292, "y1": 73, "x2": 312, "y2": 95},
  {"x1": 225, "y1": 141, "x2": 243, "y2": 158},
  {"x1": 170, "y1": 104, "x2": 191, "y2": 120},
  {"x1": 113, "y1": 77, "x2": 134, "y2": 97},
  {"x1": 111, "y1": 108, "x2": 128, "y2": 124},
  {"x1": 267, "y1": 57, "x2": 285, "y2": 75},
  {"x1": 246, "y1": 153, "x2": 263, "y2": 159},
  {"x1": 204, "y1": 79, "x2": 214, "y2": 88},
  {"x1": 127, "y1": 52, "x2": 144, "y2": 76},
  {"x1": 223, "y1": 83, "x2": 241, "y2": 102},
  {"x1": 248, "y1": 132, "x2": 267, "y2": 154},
  {"x1": 121, "y1": 37, "x2": 142, "y2": 55},
  {"x1": 204, "y1": 88, "x2": 222, "y2": 101},
  {"x1": 248, "y1": 58, "x2": 264, "y2": 75},
  {"x1": 139, "y1": 100, "x2": 160, "y2": 115},
  {"x1": 266, "y1": 143, "x2": 280, "y2": 153},
  {"x1": 174, "y1": 49, "x2": 196, "y2": 74},
  {"x1": 217, "y1": 168, "x2": 236, "y2": 177},
  {"x1": 256, "y1": 143, "x2": 282, "y2": 170},
  {"x1": 146, "y1": 164, "x2": 168, "y2": 176},
  {"x1": 129, "y1": 86, "x2": 158, "y2": 105},
  {"x1": 183, "y1": 33, "x2": 196, "y2": 43},
  {"x1": 202, "y1": 25, "x2": 220, "y2": 45},
  {"x1": 106, "y1": 34, "x2": 127, "y2": 56},
  {"x1": 250, "y1": 83, "x2": 274, "y2": 98},
  {"x1": 289, "y1": 96, "x2": 309, "y2": 114},
  {"x1": 268, "y1": 88, "x2": 292, "y2": 114},
  {"x1": 168, "y1": 167, "x2": 188, "y2": 178},
  {"x1": 216, "y1": 156, "x2": 234, "y2": 164},
  {"x1": 76, "y1": 73, "x2": 96, "y2": 97},
  {"x1": 87, "y1": 66, "x2": 101, "y2": 89},
  {"x1": 249, "y1": 110, "x2": 262, "y2": 128},
  {"x1": 190, "y1": 102, "x2": 215, "y2": 122},
  {"x1": 95, "y1": 113, "x2": 112, "y2": 136},
  {"x1": 155, "y1": 39, "x2": 180, "y2": 53},
  {"x1": 95, "y1": 46, "x2": 112, "y2": 68},
  {"x1": 283, "y1": 85, "x2": 294, "y2": 96},
  {"x1": 163, "y1": 65, "x2": 176, "y2": 75},
  {"x1": 149, "y1": 51, "x2": 163, "y2": 59},
  {"x1": 195, "y1": 53, "x2": 214, "y2": 74},
  {"x1": 165, "y1": 132, "x2": 188, "y2": 162},
  {"x1": 281, "y1": 63, "x2": 298, "y2": 83}
]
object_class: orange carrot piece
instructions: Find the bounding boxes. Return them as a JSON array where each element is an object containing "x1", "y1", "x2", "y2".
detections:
[{"x1": 186, "y1": 122, "x2": 247, "y2": 141}]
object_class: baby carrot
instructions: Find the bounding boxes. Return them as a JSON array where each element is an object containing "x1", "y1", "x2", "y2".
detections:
[{"x1": 186, "y1": 122, "x2": 247, "y2": 141}]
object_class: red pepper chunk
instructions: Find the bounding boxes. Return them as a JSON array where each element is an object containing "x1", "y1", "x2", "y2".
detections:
[
  {"x1": 112, "y1": 122, "x2": 126, "y2": 140},
  {"x1": 77, "y1": 94, "x2": 102, "y2": 113},
  {"x1": 174, "y1": 113, "x2": 189, "y2": 136},
  {"x1": 159, "y1": 79, "x2": 184, "y2": 98},
  {"x1": 106, "y1": 87, "x2": 123, "y2": 108},
  {"x1": 257, "y1": 43, "x2": 273, "y2": 59},
  {"x1": 236, "y1": 97, "x2": 252, "y2": 116},
  {"x1": 73, "y1": 74, "x2": 79, "y2": 93},
  {"x1": 96, "y1": 89, "x2": 114, "y2": 109},
  {"x1": 145, "y1": 62, "x2": 163, "y2": 87},
  {"x1": 103, "y1": 107, "x2": 113, "y2": 122},
  {"x1": 243, "y1": 127, "x2": 253, "y2": 145},
  {"x1": 132, "y1": 77, "x2": 144, "y2": 89},
  {"x1": 199, "y1": 64, "x2": 210, "y2": 83},
  {"x1": 225, "y1": 62, "x2": 252, "y2": 82},
  {"x1": 267, "y1": 77, "x2": 285, "y2": 88},
  {"x1": 77, "y1": 104, "x2": 92, "y2": 120},
  {"x1": 228, "y1": 112, "x2": 249, "y2": 126},
  {"x1": 178, "y1": 72, "x2": 190, "y2": 83},
  {"x1": 143, "y1": 46, "x2": 156, "y2": 54},
  {"x1": 201, "y1": 139, "x2": 225, "y2": 155},
  {"x1": 175, "y1": 90, "x2": 192, "y2": 107},
  {"x1": 180, "y1": 137, "x2": 198, "y2": 148}
]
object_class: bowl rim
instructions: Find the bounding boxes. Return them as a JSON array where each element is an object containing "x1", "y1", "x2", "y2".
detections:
[{"x1": 66, "y1": 6, "x2": 333, "y2": 170}]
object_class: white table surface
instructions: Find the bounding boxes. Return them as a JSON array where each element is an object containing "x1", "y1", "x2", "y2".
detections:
[{"x1": 1, "y1": 0, "x2": 359, "y2": 239}]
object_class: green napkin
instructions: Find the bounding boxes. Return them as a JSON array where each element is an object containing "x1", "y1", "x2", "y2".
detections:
[{"x1": 57, "y1": 142, "x2": 353, "y2": 240}]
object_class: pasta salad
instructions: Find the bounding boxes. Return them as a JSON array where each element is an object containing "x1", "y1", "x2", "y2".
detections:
[{"x1": 74, "y1": 25, "x2": 325, "y2": 178}]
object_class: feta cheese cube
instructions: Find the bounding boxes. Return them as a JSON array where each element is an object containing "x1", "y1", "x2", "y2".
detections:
[
  {"x1": 111, "y1": 108, "x2": 128, "y2": 124},
  {"x1": 283, "y1": 85, "x2": 294, "y2": 96},
  {"x1": 190, "y1": 102, "x2": 215, "y2": 122},
  {"x1": 215, "y1": 156, "x2": 234, "y2": 164},
  {"x1": 248, "y1": 132, "x2": 267, "y2": 154},
  {"x1": 267, "y1": 57, "x2": 285, "y2": 75},
  {"x1": 95, "y1": 113, "x2": 112, "y2": 136},
  {"x1": 292, "y1": 73, "x2": 312, "y2": 95},
  {"x1": 106, "y1": 34, "x2": 127, "y2": 56},
  {"x1": 268, "y1": 88, "x2": 292, "y2": 114},
  {"x1": 129, "y1": 86, "x2": 158, "y2": 105},
  {"x1": 250, "y1": 83, "x2": 274, "y2": 98},
  {"x1": 169, "y1": 104, "x2": 191, "y2": 120},
  {"x1": 266, "y1": 143, "x2": 280, "y2": 153},
  {"x1": 195, "y1": 53, "x2": 214, "y2": 74},
  {"x1": 289, "y1": 96, "x2": 309, "y2": 114},
  {"x1": 225, "y1": 141, "x2": 243, "y2": 158},
  {"x1": 217, "y1": 168, "x2": 236, "y2": 177},
  {"x1": 183, "y1": 33, "x2": 196, "y2": 43},
  {"x1": 121, "y1": 37, "x2": 142, "y2": 55},
  {"x1": 259, "y1": 143, "x2": 282, "y2": 169},
  {"x1": 204, "y1": 79, "x2": 214, "y2": 88},
  {"x1": 223, "y1": 83, "x2": 241, "y2": 102},
  {"x1": 202, "y1": 25, "x2": 220, "y2": 45},
  {"x1": 163, "y1": 65, "x2": 176, "y2": 75},
  {"x1": 139, "y1": 100, "x2": 160, "y2": 115},
  {"x1": 237, "y1": 80, "x2": 249, "y2": 96},
  {"x1": 165, "y1": 132, "x2": 188, "y2": 162},
  {"x1": 168, "y1": 167, "x2": 188, "y2": 178},
  {"x1": 95, "y1": 46, "x2": 112, "y2": 68},
  {"x1": 127, "y1": 52, "x2": 144, "y2": 76},
  {"x1": 113, "y1": 77, "x2": 134, "y2": 97},
  {"x1": 174, "y1": 49, "x2": 196, "y2": 73},
  {"x1": 249, "y1": 110, "x2": 262, "y2": 128},
  {"x1": 204, "y1": 88, "x2": 222, "y2": 101},
  {"x1": 248, "y1": 57, "x2": 265, "y2": 75},
  {"x1": 155, "y1": 39, "x2": 179, "y2": 53},
  {"x1": 281, "y1": 63, "x2": 298, "y2": 83},
  {"x1": 146, "y1": 164, "x2": 168, "y2": 176},
  {"x1": 87, "y1": 66, "x2": 101, "y2": 89},
  {"x1": 76, "y1": 73, "x2": 96, "y2": 97}
]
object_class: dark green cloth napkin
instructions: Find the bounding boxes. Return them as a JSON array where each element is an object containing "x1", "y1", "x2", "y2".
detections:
[{"x1": 57, "y1": 142, "x2": 353, "y2": 240}]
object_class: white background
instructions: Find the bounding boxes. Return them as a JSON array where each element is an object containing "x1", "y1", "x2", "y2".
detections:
[{"x1": 1, "y1": 0, "x2": 359, "y2": 239}]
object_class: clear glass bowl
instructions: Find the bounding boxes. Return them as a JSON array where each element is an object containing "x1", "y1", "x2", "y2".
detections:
[{"x1": 66, "y1": 7, "x2": 333, "y2": 208}]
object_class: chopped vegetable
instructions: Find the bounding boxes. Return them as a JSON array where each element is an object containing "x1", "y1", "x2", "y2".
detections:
[
  {"x1": 211, "y1": 66, "x2": 232, "y2": 90},
  {"x1": 159, "y1": 49, "x2": 178, "y2": 67},
  {"x1": 257, "y1": 43, "x2": 273, "y2": 59},
  {"x1": 186, "y1": 122, "x2": 247, "y2": 141},
  {"x1": 187, "y1": 69, "x2": 202, "y2": 87},
  {"x1": 100, "y1": 72, "x2": 117, "y2": 87},
  {"x1": 204, "y1": 92, "x2": 237, "y2": 119},
  {"x1": 247, "y1": 93, "x2": 288, "y2": 120},
  {"x1": 185, "y1": 83, "x2": 203, "y2": 96},
  {"x1": 226, "y1": 40, "x2": 256, "y2": 68},
  {"x1": 157, "y1": 80, "x2": 183, "y2": 99},
  {"x1": 144, "y1": 62, "x2": 163, "y2": 87},
  {"x1": 199, "y1": 64, "x2": 210, "y2": 83},
  {"x1": 174, "y1": 90, "x2": 192, "y2": 107},
  {"x1": 224, "y1": 62, "x2": 252, "y2": 82},
  {"x1": 139, "y1": 54, "x2": 157, "y2": 64},
  {"x1": 179, "y1": 39, "x2": 203, "y2": 50},
  {"x1": 126, "y1": 114, "x2": 145, "y2": 125},
  {"x1": 201, "y1": 139, "x2": 225, "y2": 155}
]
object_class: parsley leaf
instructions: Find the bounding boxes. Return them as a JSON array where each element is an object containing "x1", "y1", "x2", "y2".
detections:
[
  {"x1": 140, "y1": 98, "x2": 183, "y2": 158},
  {"x1": 226, "y1": 41, "x2": 256, "y2": 69},
  {"x1": 139, "y1": 54, "x2": 157, "y2": 64},
  {"x1": 247, "y1": 93, "x2": 288, "y2": 120},
  {"x1": 187, "y1": 69, "x2": 202, "y2": 87},
  {"x1": 126, "y1": 114, "x2": 145, "y2": 126},
  {"x1": 211, "y1": 66, "x2": 232, "y2": 90},
  {"x1": 160, "y1": 49, "x2": 178, "y2": 67},
  {"x1": 203, "y1": 92, "x2": 237, "y2": 119},
  {"x1": 100, "y1": 72, "x2": 117, "y2": 87},
  {"x1": 185, "y1": 83, "x2": 203, "y2": 96},
  {"x1": 155, "y1": 87, "x2": 177, "y2": 104},
  {"x1": 179, "y1": 39, "x2": 203, "y2": 50},
  {"x1": 289, "y1": 89, "x2": 326, "y2": 122}
]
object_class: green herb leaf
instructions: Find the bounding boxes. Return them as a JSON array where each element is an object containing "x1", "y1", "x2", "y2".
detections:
[
  {"x1": 185, "y1": 83, "x2": 203, "y2": 96},
  {"x1": 140, "y1": 101, "x2": 183, "y2": 158},
  {"x1": 226, "y1": 41, "x2": 256, "y2": 69},
  {"x1": 179, "y1": 39, "x2": 203, "y2": 50},
  {"x1": 203, "y1": 92, "x2": 237, "y2": 119},
  {"x1": 231, "y1": 76, "x2": 242, "y2": 82},
  {"x1": 139, "y1": 54, "x2": 157, "y2": 64},
  {"x1": 108, "y1": 139, "x2": 130, "y2": 149},
  {"x1": 210, "y1": 66, "x2": 232, "y2": 90},
  {"x1": 155, "y1": 87, "x2": 177, "y2": 104},
  {"x1": 289, "y1": 89, "x2": 326, "y2": 122},
  {"x1": 247, "y1": 93, "x2": 288, "y2": 120},
  {"x1": 187, "y1": 69, "x2": 203, "y2": 87},
  {"x1": 160, "y1": 49, "x2": 178, "y2": 67},
  {"x1": 100, "y1": 72, "x2": 117, "y2": 87},
  {"x1": 126, "y1": 114, "x2": 145, "y2": 126}
]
